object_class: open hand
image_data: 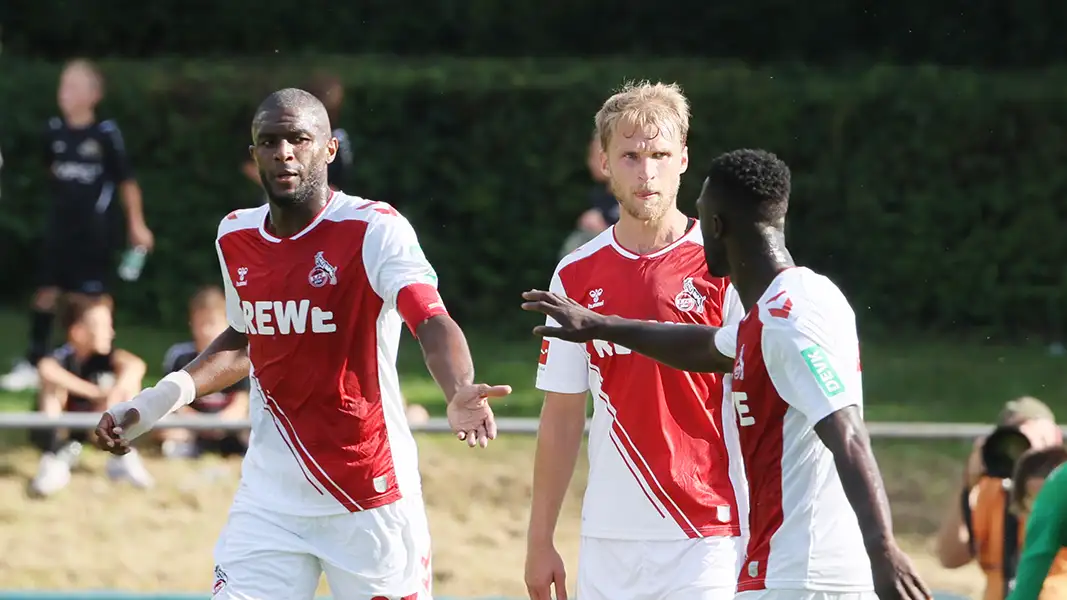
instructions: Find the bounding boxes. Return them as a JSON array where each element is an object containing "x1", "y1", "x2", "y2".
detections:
[
  {"x1": 871, "y1": 543, "x2": 932, "y2": 600},
  {"x1": 521, "y1": 289, "x2": 606, "y2": 343},
  {"x1": 93, "y1": 407, "x2": 140, "y2": 456},
  {"x1": 447, "y1": 383, "x2": 512, "y2": 448}
]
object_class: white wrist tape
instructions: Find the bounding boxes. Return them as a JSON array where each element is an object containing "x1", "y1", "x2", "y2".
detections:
[{"x1": 109, "y1": 370, "x2": 197, "y2": 440}]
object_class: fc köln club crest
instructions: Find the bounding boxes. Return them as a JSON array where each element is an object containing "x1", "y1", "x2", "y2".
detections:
[{"x1": 308, "y1": 251, "x2": 338, "y2": 288}]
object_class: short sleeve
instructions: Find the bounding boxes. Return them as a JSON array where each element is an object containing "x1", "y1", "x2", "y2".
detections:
[
  {"x1": 715, "y1": 325, "x2": 738, "y2": 359},
  {"x1": 722, "y1": 283, "x2": 745, "y2": 326},
  {"x1": 363, "y1": 208, "x2": 440, "y2": 307},
  {"x1": 535, "y1": 270, "x2": 590, "y2": 394},
  {"x1": 216, "y1": 240, "x2": 247, "y2": 333},
  {"x1": 762, "y1": 315, "x2": 862, "y2": 424},
  {"x1": 99, "y1": 120, "x2": 134, "y2": 183}
]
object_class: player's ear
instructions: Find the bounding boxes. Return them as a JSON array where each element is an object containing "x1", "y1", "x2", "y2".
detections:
[
  {"x1": 247, "y1": 145, "x2": 255, "y2": 160},
  {"x1": 679, "y1": 145, "x2": 689, "y2": 173},
  {"x1": 325, "y1": 136, "x2": 339, "y2": 164}
]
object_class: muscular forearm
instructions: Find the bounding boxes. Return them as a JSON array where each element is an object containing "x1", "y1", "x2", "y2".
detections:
[
  {"x1": 528, "y1": 393, "x2": 587, "y2": 545},
  {"x1": 815, "y1": 407, "x2": 897, "y2": 554},
  {"x1": 416, "y1": 315, "x2": 474, "y2": 403},
  {"x1": 595, "y1": 316, "x2": 732, "y2": 373},
  {"x1": 182, "y1": 327, "x2": 250, "y2": 397}
]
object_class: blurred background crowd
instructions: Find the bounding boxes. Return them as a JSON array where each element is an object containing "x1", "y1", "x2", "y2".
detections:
[{"x1": 1, "y1": 2, "x2": 1067, "y2": 599}]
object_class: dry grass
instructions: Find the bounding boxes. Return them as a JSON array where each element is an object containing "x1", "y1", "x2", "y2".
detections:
[{"x1": 0, "y1": 435, "x2": 982, "y2": 598}]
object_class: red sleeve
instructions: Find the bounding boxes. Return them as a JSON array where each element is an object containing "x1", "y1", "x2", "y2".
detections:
[{"x1": 396, "y1": 283, "x2": 449, "y2": 335}]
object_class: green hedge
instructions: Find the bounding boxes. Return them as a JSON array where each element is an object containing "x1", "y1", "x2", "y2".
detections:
[{"x1": 2, "y1": 57, "x2": 1067, "y2": 337}]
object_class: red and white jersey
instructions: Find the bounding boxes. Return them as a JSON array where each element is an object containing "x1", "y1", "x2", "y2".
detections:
[
  {"x1": 536, "y1": 224, "x2": 747, "y2": 540},
  {"x1": 215, "y1": 192, "x2": 446, "y2": 516},
  {"x1": 716, "y1": 267, "x2": 873, "y2": 592}
]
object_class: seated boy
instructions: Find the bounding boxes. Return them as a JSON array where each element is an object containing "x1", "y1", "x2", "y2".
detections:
[
  {"x1": 159, "y1": 286, "x2": 250, "y2": 458},
  {"x1": 29, "y1": 294, "x2": 154, "y2": 497}
]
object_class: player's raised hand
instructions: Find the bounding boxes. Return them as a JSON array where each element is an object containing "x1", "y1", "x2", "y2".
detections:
[
  {"x1": 870, "y1": 543, "x2": 932, "y2": 600},
  {"x1": 525, "y1": 542, "x2": 568, "y2": 600},
  {"x1": 447, "y1": 383, "x2": 512, "y2": 448},
  {"x1": 521, "y1": 289, "x2": 605, "y2": 343},
  {"x1": 93, "y1": 407, "x2": 139, "y2": 456}
]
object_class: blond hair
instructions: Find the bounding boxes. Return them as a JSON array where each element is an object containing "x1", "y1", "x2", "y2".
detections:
[{"x1": 594, "y1": 81, "x2": 690, "y2": 150}]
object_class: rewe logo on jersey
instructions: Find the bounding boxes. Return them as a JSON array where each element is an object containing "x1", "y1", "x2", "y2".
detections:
[
  {"x1": 674, "y1": 277, "x2": 706, "y2": 314},
  {"x1": 242, "y1": 300, "x2": 336, "y2": 335}
]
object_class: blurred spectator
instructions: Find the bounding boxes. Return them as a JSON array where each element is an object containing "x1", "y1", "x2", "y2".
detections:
[
  {"x1": 558, "y1": 133, "x2": 619, "y2": 258},
  {"x1": 936, "y1": 396, "x2": 1063, "y2": 600},
  {"x1": 158, "y1": 286, "x2": 250, "y2": 459},
  {"x1": 1009, "y1": 447, "x2": 1067, "y2": 599},
  {"x1": 240, "y1": 72, "x2": 354, "y2": 195},
  {"x1": 1, "y1": 59, "x2": 154, "y2": 392},
  {"x1": 28, "y1": 295, "x2": 153, "y2": 497}
]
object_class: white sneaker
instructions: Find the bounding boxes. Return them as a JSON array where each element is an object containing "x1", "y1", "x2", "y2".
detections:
[
  {"x1": 106, "y1": 449, "x2": 155, "y2": 489},
  {"x1": 29, "y1": 453, "x2": 72, "y2": 497},
  {"x1": 0, "y1": 360, "x2": 39, "y2": 392}
]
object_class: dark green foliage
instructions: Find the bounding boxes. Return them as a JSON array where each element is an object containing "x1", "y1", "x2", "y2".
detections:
[
  {"x1": 4, "y1": 1, "x2": 1067, "y2": 67},
  {"x1": 2, "y1": 58, "x2": 1066, "y2": 337}
]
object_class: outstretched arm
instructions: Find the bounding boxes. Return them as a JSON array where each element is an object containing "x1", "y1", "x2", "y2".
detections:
[
  {"x1": 95, "y1": 328, "x2": 249, "y2": 451},
  {"x1": 364, "y1": 209, "x2": 510, "y2": 447},
  {"x1": 588, "y1": 316, "x2": 733, "y2": 373},
  {"x1": 417, "y1": 314, "x2": 475, "y2": 402},
  {"x1": 521, "y1": 289, "x2": 735, "y2": 373},
  {"x1": 179, "y1": 327, "x2": 251, "y2": 397}
]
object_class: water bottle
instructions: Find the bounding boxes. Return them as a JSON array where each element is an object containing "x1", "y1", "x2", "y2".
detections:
[{"x1": 118, "y1": 245, "x2": 148, "y2": 282}]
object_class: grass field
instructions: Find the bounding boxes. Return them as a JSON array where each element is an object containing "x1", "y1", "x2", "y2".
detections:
[{"x1": 1, "y1": 307, "x2": 1064, "y2": 598}]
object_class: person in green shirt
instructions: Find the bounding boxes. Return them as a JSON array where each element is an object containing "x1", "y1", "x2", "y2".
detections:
[{"x1": 1009, "y1": 450, "x2": 1067, "y2": 599}]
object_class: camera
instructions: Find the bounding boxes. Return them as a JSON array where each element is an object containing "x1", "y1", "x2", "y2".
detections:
[{"x1": 982, "y1": 425, "x2": 1033, "y2": 480}]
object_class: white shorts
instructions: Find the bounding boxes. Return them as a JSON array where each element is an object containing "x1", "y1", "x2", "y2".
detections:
[
  {"x1": 736, "y1": 591, "x2": 878, "y2": 600},
  {"x1": 578, "y1": 535, "x2": 742, "y2": 600},
  {"x1": 212, "y1": 493, "x2": 432, "y2": 600}
]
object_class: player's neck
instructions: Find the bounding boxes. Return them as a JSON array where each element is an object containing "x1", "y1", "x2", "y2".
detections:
[
  {"x1": 731, "y1": 227, "x2": 795, "y2": 309},
  {"x1": 614, "y1": 209, "x2": 689, "y2": 255},
  {"x1": 63, "y1": 110, "x2": 96, "y2": 128},
  {"x1": 266, "y1": 188, "x2": 331, "y2": 238}
]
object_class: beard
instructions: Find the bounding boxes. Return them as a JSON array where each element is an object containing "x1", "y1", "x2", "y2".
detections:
[
  {"x1": 260, "y1": 165, "x2": 328, "y2": 207},
  {"x1": 611, "y1": 183, "x2": 676, "y2": 223}
]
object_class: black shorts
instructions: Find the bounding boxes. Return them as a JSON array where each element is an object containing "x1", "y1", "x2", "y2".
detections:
[{"x1": 35, "y1": 229, "x2": 114, "y2": 294}]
